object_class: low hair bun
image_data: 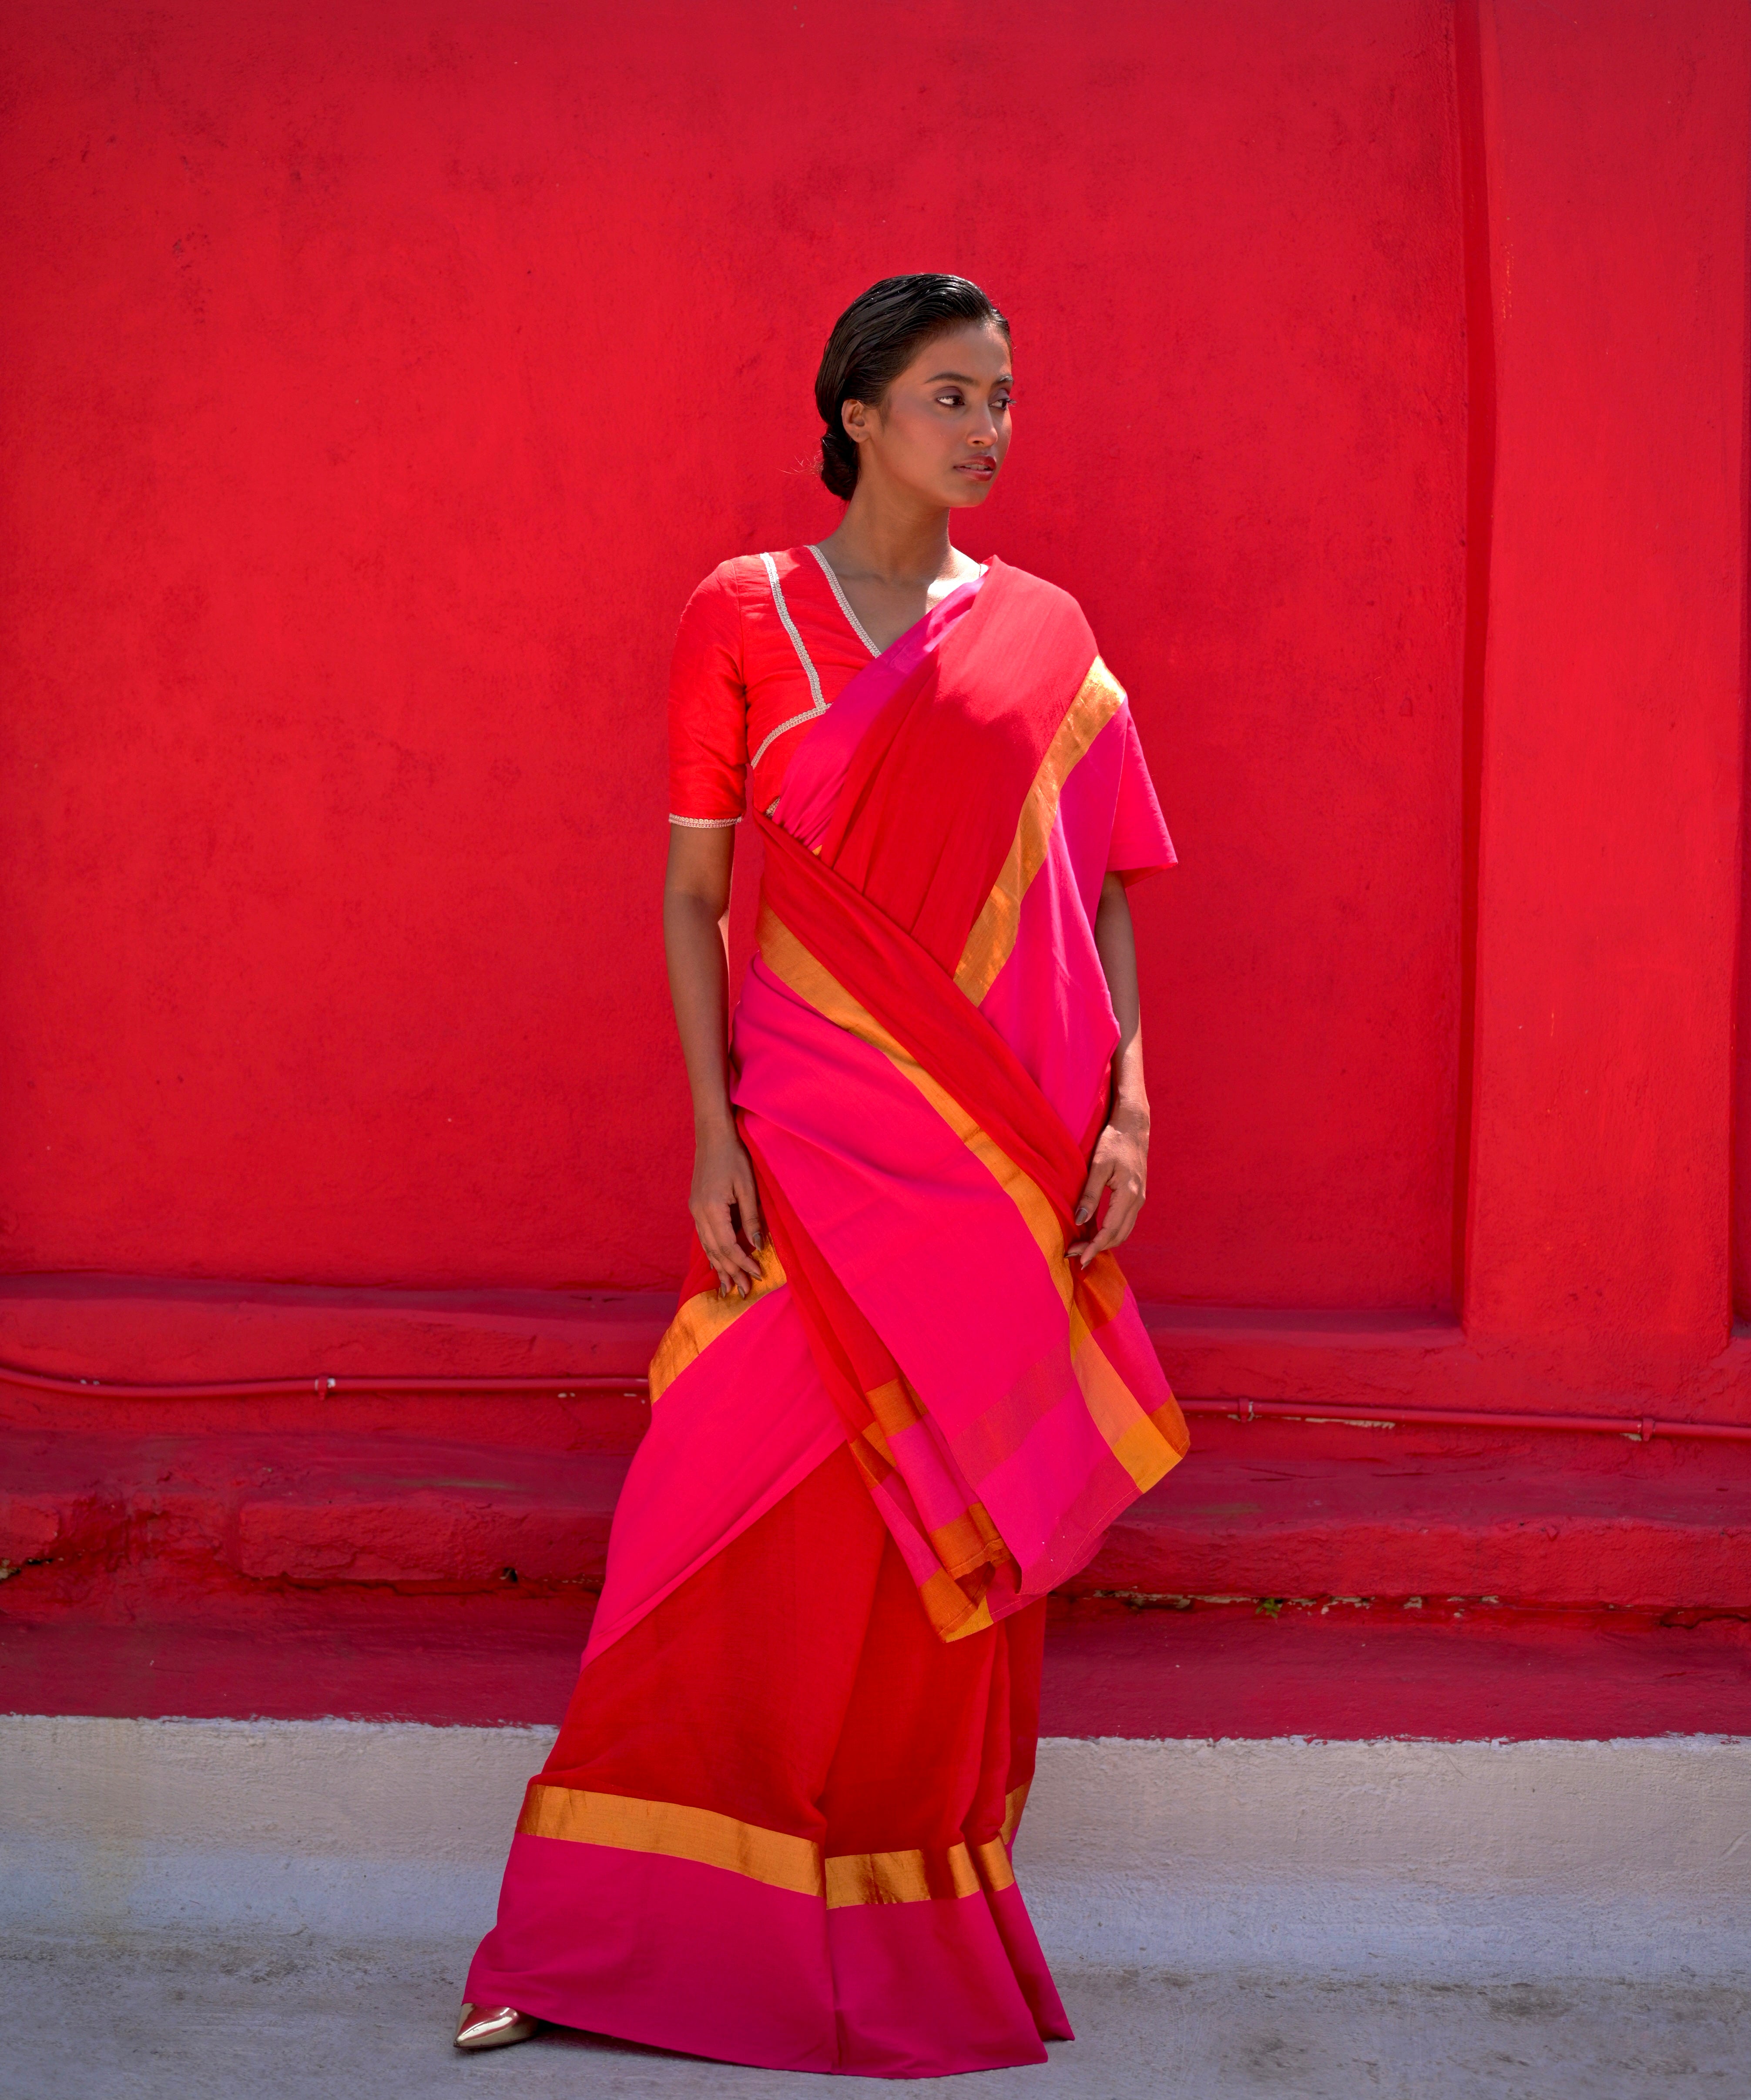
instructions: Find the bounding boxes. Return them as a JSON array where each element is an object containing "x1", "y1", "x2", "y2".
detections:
[
  {"x1": 819, "y1": 422, "x2": 860, "y2": 502},
  {"x1": 813, "y1": 274, "x2": 1009, "y2": 503}
]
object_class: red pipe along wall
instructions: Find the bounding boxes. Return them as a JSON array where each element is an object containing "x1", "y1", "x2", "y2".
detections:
[{"x1": 1, "y1": 2, "x2": 1748, "y2": 1426}]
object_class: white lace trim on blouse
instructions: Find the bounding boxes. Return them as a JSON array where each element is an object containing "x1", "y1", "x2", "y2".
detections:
[
  {"x1": 807, "y1": 543, "x2": 880, "y2": 657},
  {"x1": 748, "y1": 551, "x2": 831, "y2": 767}
]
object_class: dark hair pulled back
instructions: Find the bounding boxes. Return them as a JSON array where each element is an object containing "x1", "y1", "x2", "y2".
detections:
[{"x1": 814, "y1": 274, "x2": 1010, "y2": 501}]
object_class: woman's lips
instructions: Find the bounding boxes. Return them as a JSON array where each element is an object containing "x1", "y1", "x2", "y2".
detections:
[{"x1": 954, "y1": 459, "x2": 996, "y2": 478}]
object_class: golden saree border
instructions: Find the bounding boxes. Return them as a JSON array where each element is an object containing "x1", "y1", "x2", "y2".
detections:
[
  {"x1": 647, "y1": 1241, "x2": 788, "y2": 1401},
  {"x1": 919, "y1": 1565, "x2": 996, "y2": 1643},
  {"x1": 824, "y1": 1837, "x2": 1016, "y2": 1907},
  {"x1": 865, "y1": 1375, "x2": 1009, "y2": 1580},
  {"x1": 847, "y1": 1437, "x2": 1003, "y2": 1643},
  {"x1": 517, "y1": 1782, "x2": 823, "y2": 1898},
  {"x1": 516, "y1": 1784, "x2": 1020, "y2": 1912},
  {"x1": 1067, "y1": 1297, "x2": 1181, "y2": 1492},
  {"x1": 954, "y1": 658, "x2": 1127, "y2": 1005},
  {"x1": 1000, "y1": 1780, "x2": 1031, "y2": 1848}
]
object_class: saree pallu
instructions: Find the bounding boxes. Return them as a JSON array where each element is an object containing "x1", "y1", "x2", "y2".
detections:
[{"x1": 466, "y1": 559, "x2": 1187, "y2": 2078}]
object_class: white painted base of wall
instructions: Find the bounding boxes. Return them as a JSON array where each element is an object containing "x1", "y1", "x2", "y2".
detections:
[{"x1": 3, "y1": 1717, "x2": 1746, "y2": 1984}]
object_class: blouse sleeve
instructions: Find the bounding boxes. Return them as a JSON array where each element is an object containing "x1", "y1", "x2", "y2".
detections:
[
  {"x1": 668, "y1": 563, "x2": 748, "y2": 827},
  {"x1": 1106, "y1": 705, "x2": 1177, "y2": 881}
]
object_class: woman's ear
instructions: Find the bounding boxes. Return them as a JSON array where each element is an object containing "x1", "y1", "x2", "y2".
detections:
[{"x1": 841, "y1": 398, "x2": 869, "y2": 448}]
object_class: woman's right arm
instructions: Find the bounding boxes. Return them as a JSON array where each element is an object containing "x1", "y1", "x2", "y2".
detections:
[{"x1": 663, "y1": 824, "x2": 765, "y2": 1297}]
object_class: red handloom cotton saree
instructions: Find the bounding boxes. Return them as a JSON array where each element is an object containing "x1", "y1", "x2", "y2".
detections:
[{"x1": 466, "y1": 558, "x2": 1187, "y2": 2078}]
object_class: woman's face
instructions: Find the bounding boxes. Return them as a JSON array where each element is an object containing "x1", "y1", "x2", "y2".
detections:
[{"x1": 843, "y1": 322, "x2": 1013, "y2": 509}]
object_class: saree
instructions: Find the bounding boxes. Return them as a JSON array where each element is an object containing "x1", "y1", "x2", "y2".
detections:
[{"x1": 465, "y1": 558, "x2": 1187, "y2": 2077}]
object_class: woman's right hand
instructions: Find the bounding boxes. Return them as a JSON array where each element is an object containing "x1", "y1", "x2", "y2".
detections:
[{"x1": 690, "y1": 1120, "x2": 767, "y2": 1297}]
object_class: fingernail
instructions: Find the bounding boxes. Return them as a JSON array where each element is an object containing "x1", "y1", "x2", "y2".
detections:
[{"x1": 1074, "y1": 1205, "x2": 1092, "y2": 1225}]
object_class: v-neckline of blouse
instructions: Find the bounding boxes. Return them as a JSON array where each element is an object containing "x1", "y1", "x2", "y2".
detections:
[{"x1": 806, "y1": 544, "x2": 988, "y2": 662}]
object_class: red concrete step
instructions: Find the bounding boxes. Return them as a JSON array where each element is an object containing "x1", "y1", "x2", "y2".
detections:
[
  {"x1": 1038, "y1": 1596, "x2": 1751, "y2": 1739},
  {"x1": 0, "y1": 1432, "x2": 624, "y2": 1589},
  {"x1": 1076, "y1": 1445, "x2": 1751, "y2": 1609},
  {"x1": 5, "y1": 1428, "x2": 1748, "y2": 1609},
  {"x1": 2, "y1": 1587, "x2": 1746, "y2": 1740}
]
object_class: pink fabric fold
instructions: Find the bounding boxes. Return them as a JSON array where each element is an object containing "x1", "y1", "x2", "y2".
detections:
[{"x1": 584, "y1": 1286, "x2": 845, "y2": 1662}]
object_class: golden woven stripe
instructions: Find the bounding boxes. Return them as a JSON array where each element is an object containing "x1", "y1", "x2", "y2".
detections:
[
  {"x1": 927, "y1": 1497, "x2": 1008, "y2": 1581},
  {"x1": 954, "y1": 659, "x2": 1127, "y2": 1005},
  {"x1": 518, "y1": 1784, "x2": 822, "y2": 1898},
  {"x1": 647, "y1": 1241, "x2": 787, "y2": 1401},
  {"x1": 919, "y1": 1565, "x2": 996, "y2": 1642},
  {"x1": 865, "y1": 1374, "x2": 926, "y2": 1441},
  {"x1": 1001, "y1": 1781, "x2": 1031, "y2": 1848},
  {"x1": 824, "y1": 1837, "x2": 1016, "y2": 1907},
  {"x1": 515, "y1": 1786, "x2": 1020, "y2": 1912}
]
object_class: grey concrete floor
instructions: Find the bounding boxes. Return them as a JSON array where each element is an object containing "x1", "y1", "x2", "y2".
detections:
[{"x1": 5, "y1": 1932, "x2": 1746, "y2": 2100}]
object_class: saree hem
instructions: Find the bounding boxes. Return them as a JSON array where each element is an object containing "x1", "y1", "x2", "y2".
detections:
[{"x1": 465, "y1": 1831, "x2": 1065, "y2": 2079}]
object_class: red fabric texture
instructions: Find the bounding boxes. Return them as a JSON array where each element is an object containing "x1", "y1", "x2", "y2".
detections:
[{"x1": 743, "y1": 1124, "x2": 1021, "y2": 1633}]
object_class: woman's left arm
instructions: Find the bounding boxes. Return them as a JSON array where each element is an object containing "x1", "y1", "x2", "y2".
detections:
[{"x1": 1069, "y1": 874, "x2": 1150, "y2": 1267}]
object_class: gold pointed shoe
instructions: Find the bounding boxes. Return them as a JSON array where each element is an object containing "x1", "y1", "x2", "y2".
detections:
[{"x1": 454, "y1": 2003, "x2": 541, "y2": 2051}]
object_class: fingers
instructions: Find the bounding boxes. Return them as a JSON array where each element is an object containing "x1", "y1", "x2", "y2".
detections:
[
  {"x1": 691, "y1": 1148, "x2": 767, "y2": 1299},
  {"x1": 707, "y1": 1247, "x2": 762, "y2": 1296},
  {"x1": 693, "y1": 1199, "x2": 751, "y2": 1296},
  {"x1": 1077, "y1": 1176, "x2": 1143, "y2": 1263},
  {"x1": 1068, "y1": 1130, "x2": 1148, "y2": 1266},
  {"x1": 1073, "y1": 1157, "x2": 1110, "y2": 1235},
  {"x1": 1067, "y1": 1146, "x2": 1116, "y2": 1262},
  {"x1": 733, "y1": 1159, "x2": 766, "y2": 1259}
]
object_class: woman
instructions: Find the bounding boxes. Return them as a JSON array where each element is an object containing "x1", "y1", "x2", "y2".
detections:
[{"x1": 458, "y1": 274, "x2": 1186, "y2": 2077}]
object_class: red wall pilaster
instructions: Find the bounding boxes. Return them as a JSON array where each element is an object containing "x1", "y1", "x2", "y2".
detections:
[{"x1": 1462, "y1": 0, "x2": 1751, "y2": 1398}]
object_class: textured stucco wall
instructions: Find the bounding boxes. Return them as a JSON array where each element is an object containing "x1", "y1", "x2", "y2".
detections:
[{"x1": 0, "y1": 0, "x2": 1468, "y2": 1306}]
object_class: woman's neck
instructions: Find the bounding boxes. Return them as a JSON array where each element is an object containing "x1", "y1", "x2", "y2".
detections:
[{"x1": 818, "y1": 483, "x2": 971, "y2": 588}]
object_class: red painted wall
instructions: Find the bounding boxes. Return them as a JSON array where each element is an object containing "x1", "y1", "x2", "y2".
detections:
[
  {"x1": 0, "y1": 0, "x2": 1467, "y2": 1306},
  {"x1": 2, "y1": 2, "x2": 1748, "y2": 1428},
  {"x1": 1463, "y1": 0, "x2": 1747, "y2": 1393}
]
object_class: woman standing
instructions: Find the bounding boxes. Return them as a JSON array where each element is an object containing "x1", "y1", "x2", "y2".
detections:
[{"x1": 459, "y1": 274, "x2": 1186, "y2": 2077}]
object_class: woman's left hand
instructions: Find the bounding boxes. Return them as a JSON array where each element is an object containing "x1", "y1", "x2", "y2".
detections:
[{"x1": 1067, "y1": 1102, "x2": 1149, "y2": 1267}]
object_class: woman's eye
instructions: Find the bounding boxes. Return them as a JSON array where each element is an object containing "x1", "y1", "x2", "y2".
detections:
[{"x1": 936, "y1": 392, "x2": 964, "y2": 407}]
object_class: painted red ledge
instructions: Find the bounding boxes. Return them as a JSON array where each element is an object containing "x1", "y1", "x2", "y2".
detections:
[
  {"x1": 6, "y1": 1425, "x2": 1749, "y2": 1610},
  {"x1": 3, "y1": 1276, "x2": 1751, "y2": 1427},
  {"x1": 3, "y1": 1594, "x2": 1747, "y2": 1742}
]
